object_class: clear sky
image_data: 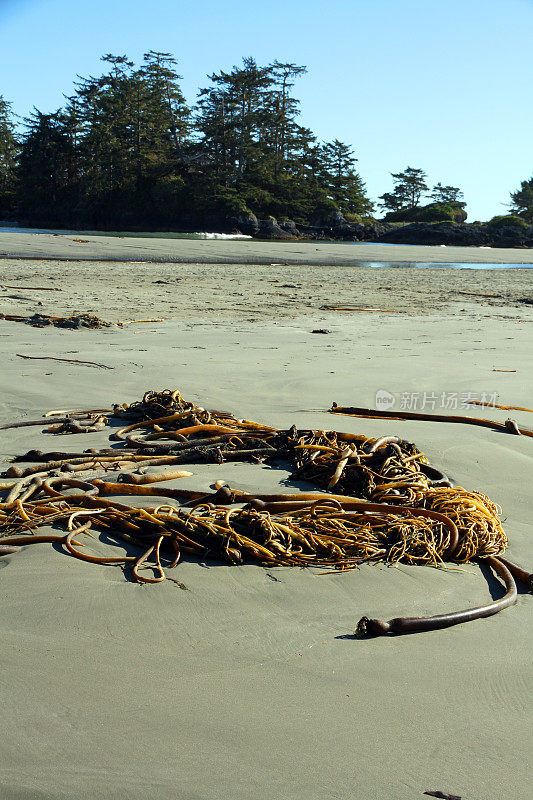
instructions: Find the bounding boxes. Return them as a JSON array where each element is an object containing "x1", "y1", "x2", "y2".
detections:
[{"x1": 1, "y1": 0, "x2": 532, "y2": 221}]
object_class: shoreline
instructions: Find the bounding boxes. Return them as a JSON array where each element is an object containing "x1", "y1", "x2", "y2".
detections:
[{"x1": 2, "y1": 230, "x2": 533, "y2": 264}]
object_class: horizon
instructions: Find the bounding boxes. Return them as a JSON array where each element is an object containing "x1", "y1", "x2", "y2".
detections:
[{"x1": 1, "y1": 0, "x2": 532, "y2": 222}]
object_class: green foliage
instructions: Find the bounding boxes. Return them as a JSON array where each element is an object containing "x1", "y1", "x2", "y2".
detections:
[
  {"x1": 310, "y1": 196, "x2": 338, "y2": 217},
  {"x1": 379, "y1": 166, "x2": 429, "y2": 212},
  {"x1": 318, "y1": 139, "x2": 374, "y2": 215},
  {"x1": 13, "y1": 52, "x2": 373, "y2": 227},
  {"x1": 196, "y1": 186, "x2": 249, "y2": 215},
  {"x1": 509, "y1": 176, "x2": 533, "y2": 222},
  {"x1": 384, "y1": 202, "x2": 467, "y2": 223},
  {"x1": 239, "y1": 184, "x2": 274, "y2": 212},
  {"x1": 0, "y1": 95, "x2": 19, "y2": 214},
  {"x1": 430, "y1": 182, "x2": 463, "y2": 203},
  {"x1": 487, "y1": 214, "x2": 528, "y2": 230},
  {"x1": 149, "y1": 175, "x2": 189, "y2": 220},
  {"x1": 379, "y1": 170, "x2": 467, "y2": 220},
  {"x1": 17, "y1": 109, "x2": 76, "y2": 221},
  {"x1": 344, "y1": 211, "x2": 375, "y2": 224}
]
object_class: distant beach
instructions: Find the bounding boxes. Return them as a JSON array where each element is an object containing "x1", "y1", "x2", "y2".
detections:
[{"x1": 2, "y1": 229, "x2": 533, "y2": 265}]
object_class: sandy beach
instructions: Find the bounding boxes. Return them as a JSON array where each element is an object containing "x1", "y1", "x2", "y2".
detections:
[
  {"x1": 0, "y1": 234, "x2": 532, "y2": 800},
  {"x1": 2, "y1": 228, "x2": 533, "y2": 264}
]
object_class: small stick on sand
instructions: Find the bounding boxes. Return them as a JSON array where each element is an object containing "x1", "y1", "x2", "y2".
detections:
[
  {"x1": 320, "y1": 305, "x2": 404, "y2": 313},
  {"x1": 1, "y1": 285, "x2": 62, "y2": 291},
  {"x1": 456, "y1": 291, "x2": 500, "y2": 298},
  {"x1": 16, "y1": 354, "x2": 114, "y2": 369},
  {"x1": 118, "y1": 318, "x2": 164, "y2": 325}
]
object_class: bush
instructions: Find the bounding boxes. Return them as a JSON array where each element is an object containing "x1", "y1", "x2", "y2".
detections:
[
  {"x1": 384, "y1": 202, "x2": 467, "y2": 223},
  {"x1": 344, "y1": 212, "x2": 377, "y2": 224},
  {"x1": 487, "y1": 214, "x2": 528, "y2": 230}
]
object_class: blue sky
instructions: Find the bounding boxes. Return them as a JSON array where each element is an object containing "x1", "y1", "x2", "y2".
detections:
[{"x1": 1, "y1": 0, "x2": 532, "y2": 221}]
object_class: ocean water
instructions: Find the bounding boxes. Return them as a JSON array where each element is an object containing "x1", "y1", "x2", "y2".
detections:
[{"x1": 365, "y1": 261, "x2": 532, "y2": 269}]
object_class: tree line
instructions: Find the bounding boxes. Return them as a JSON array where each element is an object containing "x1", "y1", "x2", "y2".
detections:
[
  {"x1": 0, "y1": 53, "x2": 531, "y2": 230},
  {"x1": 0, "y1": 53, "x2": 371, "y2": 228}
]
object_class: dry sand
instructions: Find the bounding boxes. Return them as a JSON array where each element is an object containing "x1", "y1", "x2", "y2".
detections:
[{"x1": 0, "y1": 234, "x2": 532, "y2": 800}]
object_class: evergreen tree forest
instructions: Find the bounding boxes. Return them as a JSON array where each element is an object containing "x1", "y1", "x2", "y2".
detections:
[{"x1": 0, "y1": 53, "x2": 374, "y2": 229}]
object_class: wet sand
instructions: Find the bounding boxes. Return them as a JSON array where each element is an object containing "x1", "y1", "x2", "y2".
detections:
[
  {"x1": 1, "y1": 257, "x2": 532, "y2": 324},
  {"x1": 2, "y1": 228, "x2": 533, "y2": 264},
  {"x1": 0, "y1": 238, "x2": 532, "y2": 800}
]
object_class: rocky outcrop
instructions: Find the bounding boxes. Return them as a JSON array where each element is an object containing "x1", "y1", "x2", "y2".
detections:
[
  {"x1": 257, "y1": 217, "x2": 296, "y2": 239},
  {"x1": 309, "y1": 209, "x2": 358, "y2": 240},
  {"x1": 372, "y1": 221, "x2": 533, "y2": 248},
  {"x1": 373, "y1": 222, "x2": 489, "y2": 246},
  {"x1": 488, "y1": 222, "x2": 533, "y2": 248},
  {"x1": 23, "y1": 208, "x2": 529, "y2": 247},
  {"x1": 278, "y1": 219, "x2": 301, "y2": 237},
  {"x1": 361, "y1": 222, "x2": 395, "y2": 241},
  {"x1": 249, "y1": 211, "x2": 374, "y2": 241},
  {"x1": 240, "y1": 213, "x2": 533, "y2": 247},
  {"x1": 232, "y1": 211, "x2": 259, "y2": 236}
]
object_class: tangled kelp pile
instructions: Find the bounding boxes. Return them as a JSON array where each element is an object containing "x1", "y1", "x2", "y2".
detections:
[{"x1": 1, "y1": 389, "x2": 530, "y2": 636}]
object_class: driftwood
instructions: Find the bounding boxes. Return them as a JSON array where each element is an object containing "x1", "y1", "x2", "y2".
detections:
[
  {"x1": 2, "y1": 312, "x2": 112, "y2": 329},
  {"x1": 320, "y1": 304, "x2": 405, "y2": 313},
  {"x1": 1, "y1": 285, "x2": 62, "y2": 291}
]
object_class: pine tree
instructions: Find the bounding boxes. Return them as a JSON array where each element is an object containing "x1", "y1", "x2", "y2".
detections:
[
  {"x1": 509, "y1": 175, "x2": 533, "y2": 222},
  {"x1": 74, "y1": 55, "x2": 138, "y2": 206},
  {"x1": 318, "y1": 140, "x2": 373, "y2": 215},
  {"x1": 430, "y1": 182, "x2": 463, "y2": 203},
  {"x1": 196, "y1": 58, "x2": 272, "y2": 184},
  {"x1": 17, "y1": 109, "x2": 74, "y2": 222},
  {"x1": 266, "y1": 61, "x2": 307, "y2": 175},
  {"x1": 140, "y1": 51, "x2": 190, "y2": 156},
  {"x1": 379, "y1": 166, "x2": 428, "y2": 211},
  {"x1": 0, "y1": 95, "x2": 18, "y2": 215}
]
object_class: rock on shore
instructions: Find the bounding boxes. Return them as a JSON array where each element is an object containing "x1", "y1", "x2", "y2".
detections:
[{"x1": 232, "y1": 210, "x2": 533, "y2": 248}]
